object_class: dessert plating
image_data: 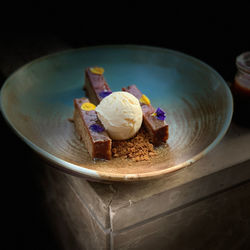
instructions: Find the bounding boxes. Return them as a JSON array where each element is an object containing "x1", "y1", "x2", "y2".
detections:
[{"x1": 73, "y1": 66, "x2": 168, "y2": 160}]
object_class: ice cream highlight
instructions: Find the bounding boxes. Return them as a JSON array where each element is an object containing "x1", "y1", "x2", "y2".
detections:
[{"x1": 95, "y1": 91, "x2": 143, "y2": 140}]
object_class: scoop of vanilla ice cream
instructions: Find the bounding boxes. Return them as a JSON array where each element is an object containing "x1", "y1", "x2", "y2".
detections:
[{"x1": 95, "y1": 91, "x2": 143, "y2": 140}]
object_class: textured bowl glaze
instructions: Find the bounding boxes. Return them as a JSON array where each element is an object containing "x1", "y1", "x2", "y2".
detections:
[{"x1": 0, "y1": 45, "x2": 233, "y2": 181}]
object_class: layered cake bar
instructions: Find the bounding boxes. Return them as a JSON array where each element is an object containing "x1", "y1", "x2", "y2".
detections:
[
  {"x1": 84, "y1": 67, "x2": 112, "y2": 105},
  {"x1": 73, "y1": 97, "x2": 112, "y2": 160},
  {"x1": 122, "y1": 85, "x2": 169, "y2": 146}
]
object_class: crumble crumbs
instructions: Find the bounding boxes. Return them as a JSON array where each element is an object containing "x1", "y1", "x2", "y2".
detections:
[{"x1": 112, "y1": 128, "x2": 157, "y2": 162}]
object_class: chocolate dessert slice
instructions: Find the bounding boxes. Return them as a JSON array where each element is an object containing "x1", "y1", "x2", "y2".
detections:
[
  {"x1": 73, "y1": 97, "x2": 112, "y2": 160},
  {"x1": 122, "y1": 85, "x2": 169, "y2": 146},
  {"x1": 84, "y1": 67, "x2": 112, "y2": 105}
]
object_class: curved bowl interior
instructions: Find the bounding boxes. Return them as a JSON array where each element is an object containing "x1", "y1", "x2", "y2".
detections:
[{"x1": 0, "y1": 46, "x2": 233, "y2": 181}]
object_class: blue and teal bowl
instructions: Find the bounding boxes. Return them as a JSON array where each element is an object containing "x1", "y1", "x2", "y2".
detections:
[{"x1": 0, "y1": 45, "x2": 233, "y2": 182}]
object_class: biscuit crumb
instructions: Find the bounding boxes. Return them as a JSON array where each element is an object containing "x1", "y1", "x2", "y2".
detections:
[{"x1": 112, "y1": 128, "x2": 157, "y2": 161}]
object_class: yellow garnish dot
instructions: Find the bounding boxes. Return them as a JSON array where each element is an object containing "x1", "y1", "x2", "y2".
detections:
[
  {"x1": 151, "y1": 112, "x2": 157, "y2": 117},
  {"x1": 81, "y1": 102, "x2": 96, "y2": 111},
  {"x1": 140, "y1": 94, "x2": 151, "y2": 105},
  {"x1": 90, "y1": 67, "x2": 104, "y2": 75}
]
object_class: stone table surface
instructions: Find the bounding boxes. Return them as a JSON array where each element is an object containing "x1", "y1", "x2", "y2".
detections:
[{"x1": 38, "y1": 119, "x2": 250, "y2": 249}]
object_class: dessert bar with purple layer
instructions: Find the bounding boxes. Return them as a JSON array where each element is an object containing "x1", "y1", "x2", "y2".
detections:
[
  {"x1": 73, "y1": 97, "x2": 112, "y2": 160},
  {"x1": 122, "y1": 85, "x2": 168, "y2": 146}
]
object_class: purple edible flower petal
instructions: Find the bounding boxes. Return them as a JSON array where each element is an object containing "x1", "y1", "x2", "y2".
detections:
[
  {"x1": 89, "y1": 124, "x2": 105, "y2": 133},
  {"x1": 99, "y1": 91, "x2": 112, "y2": 98},
  {"x1": 155, "y1": 107, "x2": 166, "y2": 121}
]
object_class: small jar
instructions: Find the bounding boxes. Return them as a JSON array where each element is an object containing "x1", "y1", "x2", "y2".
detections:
[{"x1": 231, "y1": 52, "x2": 250, "y2": 126}]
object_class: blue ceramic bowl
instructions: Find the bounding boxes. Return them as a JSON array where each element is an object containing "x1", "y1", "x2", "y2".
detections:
[{"x1": 0, "y1": 45, "x2": 233, "y2": 181}]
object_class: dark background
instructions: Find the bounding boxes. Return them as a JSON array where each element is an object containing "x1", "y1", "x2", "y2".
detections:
[
  {"x1": 1, "y1": 5, "x2": 249, "y2": 250},
  {"x1": 2, "y1": 4, "x2": 249, "y2": 80}
]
